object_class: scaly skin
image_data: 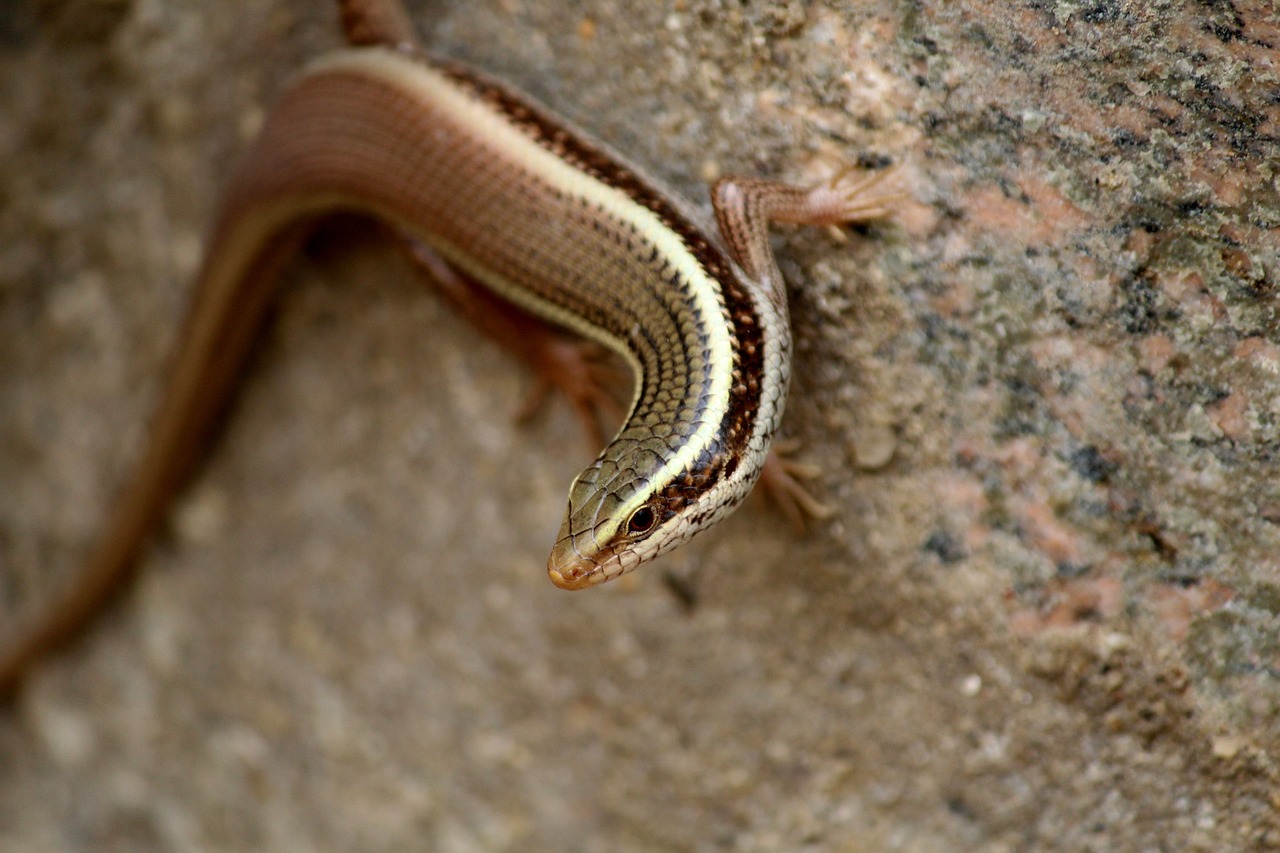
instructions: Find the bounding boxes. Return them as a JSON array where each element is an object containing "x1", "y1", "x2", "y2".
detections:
[{"x1": 0, "y1": 0, "x2": 900, "y2": 693}]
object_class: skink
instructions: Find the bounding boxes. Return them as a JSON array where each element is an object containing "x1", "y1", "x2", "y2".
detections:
[{"x1": 0, "y1": 0, "x2": 897, "y2": 691}]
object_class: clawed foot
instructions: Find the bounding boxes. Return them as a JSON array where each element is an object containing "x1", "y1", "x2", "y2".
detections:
[
  {"x1": 803, "y1": 163, "x2": 906, "y2": 228},
  {"x1": 759, "y1": 438, "x2": 835, "y2": 531},
  {"x1": 514, "y1": 336, "x2": 627, "y2": 449},
  {"x1": 401, "y1": 236, "x2": 628, "y2": 450}
]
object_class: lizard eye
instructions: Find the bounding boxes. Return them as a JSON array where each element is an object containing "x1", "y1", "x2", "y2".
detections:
[{"x1": 626, "y1": 505, "x2": 657, "y2": 535}]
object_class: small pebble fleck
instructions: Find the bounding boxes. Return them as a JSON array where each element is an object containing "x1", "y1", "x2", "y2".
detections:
[
  {"x1": 1211, "y1": 735, "x2": 1244, "y2": 760},
  {"x1": 32, "y1": 704, "x2": 96, "y2": 769},
  {"x1": 171, "y1": 484, "x2": 230, "y2": 544},
  {"x1": 850, "y1": 423, "x2": 896, "y2": 470},
  {"x1": 238, "y1": 105, "x2": 265, "y2": 142}
]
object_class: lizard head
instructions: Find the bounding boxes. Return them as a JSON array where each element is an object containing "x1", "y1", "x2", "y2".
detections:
[{"x1": 546, "y1": 438, "x2": 744, "y2": 590}]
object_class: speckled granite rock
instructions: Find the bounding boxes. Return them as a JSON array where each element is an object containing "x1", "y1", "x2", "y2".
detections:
[{"x1": 1, "y1": 1, "x2": 1277, "y2": 851}]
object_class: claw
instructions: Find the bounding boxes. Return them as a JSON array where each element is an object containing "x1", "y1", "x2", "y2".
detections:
[
  {"x1": 759, "y1": 439, "x2": 835, "y2": 531},
  {"x1": 805, "y1": 164, "x2": 907, "y2": 227},
  {"x1": 514, "y1": 336, "x2": 627, "y2": 450}
]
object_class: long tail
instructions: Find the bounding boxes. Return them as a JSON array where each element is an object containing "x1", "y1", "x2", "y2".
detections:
[{"x1": 0, "y1": 0, "x2": 425, "y2": 698}]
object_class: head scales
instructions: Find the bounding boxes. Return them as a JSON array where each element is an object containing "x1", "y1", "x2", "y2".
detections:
[{"x1": 546, "y1": 422, "x2": 766, "y2": 589}]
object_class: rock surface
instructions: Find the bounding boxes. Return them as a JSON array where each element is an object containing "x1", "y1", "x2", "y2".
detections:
[{"x1": 1, "y1": 0, "x2": 1277, "y2": 850}]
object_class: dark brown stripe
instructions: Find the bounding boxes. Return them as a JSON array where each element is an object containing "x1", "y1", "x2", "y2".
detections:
[{"x1": 421, "y1": 52, "x2": 768, "y2": 470}]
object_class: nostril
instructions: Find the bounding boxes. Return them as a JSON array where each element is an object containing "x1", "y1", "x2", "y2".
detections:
[
  {"x1": 547, "y1": 537, "x2": 595, "y2": 590},
  {"x1": 547, "y1": 562, "x2": 592, "y2": 590}
]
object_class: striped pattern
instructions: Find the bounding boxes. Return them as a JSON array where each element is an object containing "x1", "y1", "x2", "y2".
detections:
[
  {"x1": 264, "y1": 48, "x2": 792, "y2": 587},
  {"x1": 0, "y1": 42, "x2": 797, "y2": 691}
]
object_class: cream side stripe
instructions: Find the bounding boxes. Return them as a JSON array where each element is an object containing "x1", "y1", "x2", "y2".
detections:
[
  {"x1": 306, "y1": 49, "x2": 737, "y2": 517},
  {"x1": 0, "y1": 0, "x2": 902, "y2": 686},
  {"x1": 428, "y1": 241, "x2": 646, "y2": 406}
]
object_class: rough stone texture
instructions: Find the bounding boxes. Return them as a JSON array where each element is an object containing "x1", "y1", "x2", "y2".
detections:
[{"x1": 1, "y1": 0, "x2": 1277, "y2": 850}]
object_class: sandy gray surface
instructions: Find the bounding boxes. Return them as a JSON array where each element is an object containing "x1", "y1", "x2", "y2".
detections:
[{"x1": 2, "y1": 1, "x2": 1278, "y2": 850}]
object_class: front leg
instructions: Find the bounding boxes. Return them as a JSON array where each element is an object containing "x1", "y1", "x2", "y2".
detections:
[
  {"x1": 712, "y1": 165, "x2": 904, "y2": 522},
  {"x1": 712, "y1": 165, "x2": 902, "y2": 305}
]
